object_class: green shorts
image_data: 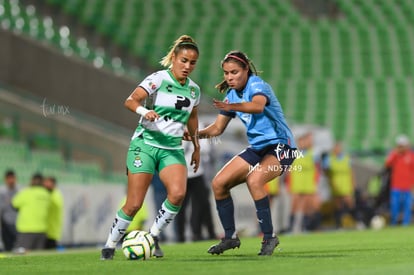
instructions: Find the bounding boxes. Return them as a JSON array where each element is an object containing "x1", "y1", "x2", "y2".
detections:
[{"x1": 126, "y1": 136, "x2": 186, "y2": 174}]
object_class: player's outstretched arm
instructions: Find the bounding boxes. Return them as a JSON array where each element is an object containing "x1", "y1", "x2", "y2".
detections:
[
  {"x1": 213, "y1": 95, "x2": 266, "y2": 114},
  {"x1": 199, "y1": 114, "x2": 231, "y2": 139}
]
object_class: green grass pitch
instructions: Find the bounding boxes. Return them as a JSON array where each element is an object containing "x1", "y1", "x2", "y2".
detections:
[{"x1": 1, "y1": 226, "x2": 413, "y2": 275}]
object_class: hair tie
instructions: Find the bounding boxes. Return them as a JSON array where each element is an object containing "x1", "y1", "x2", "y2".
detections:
[
  {"x1": 178, "y1": 41, "x2": 198, "y2": 48},
  {"x1": 225, "y1": 54, "x2": 249, "y2": 66}
]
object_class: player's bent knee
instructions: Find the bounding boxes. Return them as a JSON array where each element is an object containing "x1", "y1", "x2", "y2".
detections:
[
  {"x1": 246, "y1": 179, "x2": 263, "y2": 191},
  {"x1": 123, "y1": 203, "x2": 142, "y2": 217},
  {"x1": 211, "y1": 178, "x2": 228, "y2": 196},
  {"x1": 167, "y1": 190, "x2": 186, "y2": 205}
]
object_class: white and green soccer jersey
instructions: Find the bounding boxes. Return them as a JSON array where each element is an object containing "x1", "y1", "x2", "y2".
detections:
[{"x1": 132, "y1": 70, "x2": 201, "y2": 150}]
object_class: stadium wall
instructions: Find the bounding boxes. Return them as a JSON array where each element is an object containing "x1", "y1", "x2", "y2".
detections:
[
  {"x1": 59, "y1": 183, "x2": 256, "y2": 246},
  {"x1": 60, "y1": 184, "x2": 125, "y2": 245},
  {"x1": 0, "y1": 28, "x2": 138, "y2": 130}
]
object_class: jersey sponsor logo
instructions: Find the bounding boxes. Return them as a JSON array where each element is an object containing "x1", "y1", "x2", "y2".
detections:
[
  {"x1": 175, "y1": 95, "x2": 191, "y2": 110},
  {"x1": 148, "y1": 82, "x2": 157, "y2": 91},
  {"x1": 133, "y1": 146, "x2": 141, "y2": 155},
  {"x1": 156, "y1": 93, "x2": 194, "y2": 112}
]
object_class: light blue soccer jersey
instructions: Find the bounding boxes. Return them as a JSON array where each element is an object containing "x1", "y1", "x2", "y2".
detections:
[{"x1": 221, "y1": 75, "x2": 296, "y2": 150}]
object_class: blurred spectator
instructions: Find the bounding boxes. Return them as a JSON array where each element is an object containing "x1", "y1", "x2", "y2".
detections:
[
  {"x1": 286, "y1": 132, "x2": 321, "y2": 233},
  {"x1": 272, "y1": 176, "x2": 292, "y2": 234},
  {"x1": 322, "y1": 141, "x2": 360, "y2": 228},
  {"x1": 0, "y1": 169, "x2": 19, "y2": 251},
  {"x1": 353, "y1": 189, "x2": 375, "y2": 228},
  {"x1": 265, "y1": 177, "x2": 279, "y2": 200},
  {"x1": 175, "y1": 138, "x2": 216, "y2": 242},
  {"x1": 372, "y1": 168, "x2": 392, "y2": 212},
  {"x1": 43, "y1": 176, "x2": 64, "y2": 249},
  {"x1": 12, "y1": 173, "x2": 51, "y2": 252},
  {"x1": 385, "y1": 135, "x2": 414, "y2": 226}
]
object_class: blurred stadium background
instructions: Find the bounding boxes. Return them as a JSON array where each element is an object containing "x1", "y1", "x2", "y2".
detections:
[{"x1": 0, "y1": 0, "x2": 413, "y2": 245}]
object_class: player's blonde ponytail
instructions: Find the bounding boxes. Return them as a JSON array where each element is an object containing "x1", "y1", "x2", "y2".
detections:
[{"x1": 160, "y1": 35, "x2": 199, "y2": 68}]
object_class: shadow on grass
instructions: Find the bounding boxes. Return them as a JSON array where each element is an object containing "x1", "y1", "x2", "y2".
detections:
[
  {"x1": 174, "y1": 254, "x2": 274, "y2": 262},
  {"x1": 173, "y1": 247, "x2": 384, "y2": 262},
  {"x1": 276, "y1": 247, "x2": 383, "y2": 259},
  {"x1": 173, "y1": 253, "x2": 347, "y2": 262},
  {"x1": 277, "y1": 253, "x2": 346, "y2": 259}
]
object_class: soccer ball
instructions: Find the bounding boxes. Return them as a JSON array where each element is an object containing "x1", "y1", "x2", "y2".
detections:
[
  {"x1": 370, "y1": 215, "x2": 386, "y2": 230},
  {"x1": 122, "y1": 230, "x2": 155, "y2": 260}
]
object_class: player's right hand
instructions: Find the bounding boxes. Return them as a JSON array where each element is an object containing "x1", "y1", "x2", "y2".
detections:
[{"x1": 144, "y1": 110, "x2": 160, "y2": 122}]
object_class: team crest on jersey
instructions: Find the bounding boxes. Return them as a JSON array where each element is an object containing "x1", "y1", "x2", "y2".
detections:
[
  {"x1": 133, "y1": 156, "x2": 143, "y2": 168},
  {"x1": 190, "y1": 87, "x2": 196, "y2": 99},
  {"x1": 148, "y1": 82, "x2": 157, "y2": 91},
  {"x1": 240, "y1": 112, "x2": 251, "y2": 124}
]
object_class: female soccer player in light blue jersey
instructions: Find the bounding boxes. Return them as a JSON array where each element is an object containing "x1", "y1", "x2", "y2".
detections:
[
  {"x1": 101, "y1": 35, "x2": 201, "y2": 260},
  {"x1": 196, "y1": 51, "x2": 297, "y2": 256}
]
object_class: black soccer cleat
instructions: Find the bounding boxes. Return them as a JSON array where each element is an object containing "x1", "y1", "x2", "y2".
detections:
[
  {"x1": 257, "y1": 236, "x2": 279, "y2": 256},
  {"x1": 152, "y1": 236, "x2": 164, "y2": 258},
  {"x1": 100, "y1": 247, "x2": 115, "y2": 260},
  {"x1": 207, "y1": 237, "x2": 241, "y2": 255}
]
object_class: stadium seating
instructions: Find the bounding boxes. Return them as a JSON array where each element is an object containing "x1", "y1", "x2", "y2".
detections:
[
  {"x1": 0, "y1": 0, "x2": 144, "y2": 78},
  {"x1": 2, "y1": 0, "x2": 413, "y2": 152},
  {"x1": 0, "y1": 138, "x2": 124, "y2": 185}
]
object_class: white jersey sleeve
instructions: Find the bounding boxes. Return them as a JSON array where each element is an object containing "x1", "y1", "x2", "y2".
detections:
[{"x1": 138, "y1": 71, "x2": 164, "y2": 95}]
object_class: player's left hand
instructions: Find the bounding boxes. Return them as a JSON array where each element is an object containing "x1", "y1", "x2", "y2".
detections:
[
  {"x1": 182, "y1": 129, "x2": 192, "y2": 141},
  {"x1": 191, "y1": 149, "x2": 200, "y2": 173}
]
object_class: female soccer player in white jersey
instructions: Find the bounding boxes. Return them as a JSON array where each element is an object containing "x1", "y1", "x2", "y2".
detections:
[
  {"x1": 101, "y1": 35, "x2": 201, "y2": 260},
  {"x1": 195, "y1": 51, "x2": 297, "y2": 256}
]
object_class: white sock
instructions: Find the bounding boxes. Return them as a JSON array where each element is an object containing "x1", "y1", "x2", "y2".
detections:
[
  {"x1": 150, "y1": 199, "x2": 180, "y2": 237},
  {"x1": 104, "y1": 209, "x2": 132, "y2": 248}
]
